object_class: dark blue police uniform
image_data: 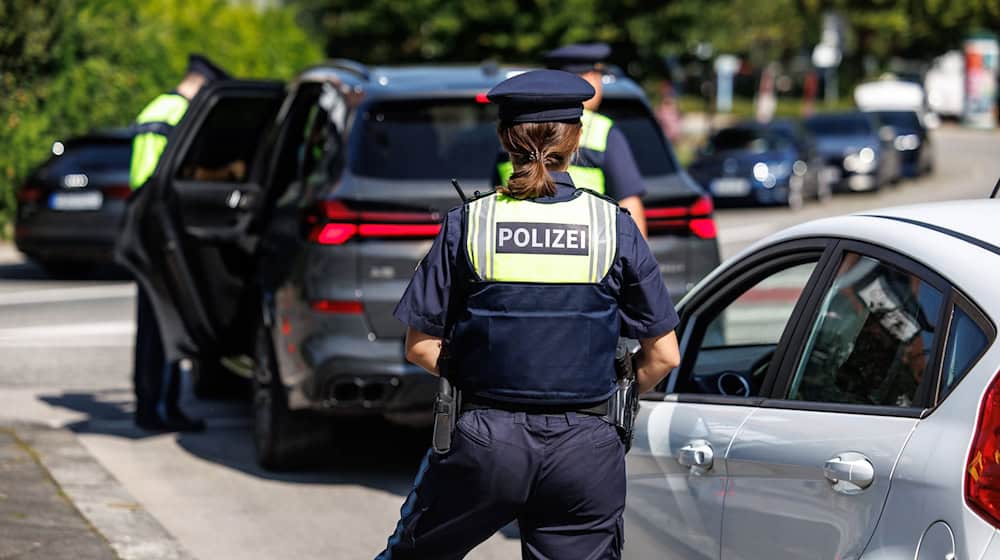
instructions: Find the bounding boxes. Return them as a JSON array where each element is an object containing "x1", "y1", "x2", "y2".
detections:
[{"x1": 377, "y1": 70, "x2": 678, "y2": 560}]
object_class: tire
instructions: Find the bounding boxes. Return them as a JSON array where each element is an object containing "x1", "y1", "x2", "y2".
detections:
[{"x1": 252, "y1": 322, "x2": 330, "y2": 471}]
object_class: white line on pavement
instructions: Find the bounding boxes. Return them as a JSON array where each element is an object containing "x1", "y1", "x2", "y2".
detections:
[
  {"x1": 0, "y1": 284, "x2": 135, "y2": 307},
  {"x1": 0, "y1": 320, "x2": 135, "y2": 347}
]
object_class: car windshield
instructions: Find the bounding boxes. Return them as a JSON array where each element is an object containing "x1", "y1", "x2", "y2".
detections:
[
  {"x1": 705, "y1": 128, "x2": 782, "y2": 154},
  {"x1": 804, "y1": 115, "x2": 873, "y2": 136},
  {"x1": 36, "y1": 140, "x2": 132, "y2": 180},
  {"x1": 873, "y1": 111, "x2": 922, "y2": 132},
  {"x1": 350, "y1": 97, "x2": 677, "y2": 180}
]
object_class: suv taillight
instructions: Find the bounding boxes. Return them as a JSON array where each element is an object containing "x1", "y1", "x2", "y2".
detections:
[
  {"x1": 966, "y1": 370, "x2": 1000, "y2": 528},
  {"x1": 16, "y1": 185, "x2": 43, "y2": 203},
  {"x1": 645, "y1": 195, "x2": 717, "y2": 239},
  {"x1": 308, "y1": 200, "x2": 442, "y2": 245}
]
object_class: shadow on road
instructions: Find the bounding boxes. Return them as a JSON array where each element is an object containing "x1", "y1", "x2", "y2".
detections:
[{"x1": 37, "y1": 388, "x2": 430, "y2": 498}]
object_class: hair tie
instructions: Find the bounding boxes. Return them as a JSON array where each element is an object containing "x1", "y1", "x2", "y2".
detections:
[{"x1": 526, "y1": 150, "x2": 540, "y2": 161}]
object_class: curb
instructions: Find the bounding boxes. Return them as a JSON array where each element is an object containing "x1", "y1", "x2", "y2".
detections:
[{"x1": 9, "y1": 423, "x2": 195, "y2": 560}]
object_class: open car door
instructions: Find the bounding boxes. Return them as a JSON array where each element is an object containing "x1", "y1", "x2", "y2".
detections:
[{"x1": 117, "y1": 80, "x2": 286, "y2": 383}]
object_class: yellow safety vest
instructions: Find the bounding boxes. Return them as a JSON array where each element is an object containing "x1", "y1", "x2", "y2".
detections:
[
  {"x1": 129, "y1": 93, "x2": 190, "y2": 189},
  {"x1": 496, "y1": 110, "x2": 613, "y2": 194},
  {"x1": 464, "y1": 189, "x2": 618, "y2": 284}
]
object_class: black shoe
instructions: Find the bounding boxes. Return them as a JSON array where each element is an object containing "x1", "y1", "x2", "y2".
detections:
[{"x1": 135, "y1": 412, "x2": 206, "y2": 433}]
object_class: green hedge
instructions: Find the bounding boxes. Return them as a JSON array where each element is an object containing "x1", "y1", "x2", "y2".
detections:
[{"x1": 0, "y1": 0, "x2": 322, "y2": 238}]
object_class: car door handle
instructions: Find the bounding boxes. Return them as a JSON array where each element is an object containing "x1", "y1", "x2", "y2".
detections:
[
  {"x1": 823, "y1": 452, "x2": 875, "y2": 494},
  {"x1": 678, "y1": 440, "x2": 714, "y2": 474}
]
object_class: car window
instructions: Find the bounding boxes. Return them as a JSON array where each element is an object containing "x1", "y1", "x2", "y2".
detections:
[
  {"x1": 37, "y1": 141, "x2": 132, "y2": 180},
  {"x1": 600, "y1": 99, "x2": 678, "y2": 176},
  {"x1": 940, "y1": 305, "x2": 990, "y2": 398},
  {"x1": 175, "y1": 96, "x2": 280, "y2": 183},
  {"x1": 804, "y1": 115, "x2": 873, "y2": 136},
  {"x1": 351, "y1": 99, "x2": 499, "y2": 181},
  {"x1": 677, "y1": 259, "x2": 819, "y2": 397},
  {"x1": 789, "y1": 252, "x2": 943, "y2": 408},
  {"x1": 874, "y1": 111, "x2": 922, "y2": 132}
]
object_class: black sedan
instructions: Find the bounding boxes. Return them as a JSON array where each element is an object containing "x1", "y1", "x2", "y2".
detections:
[
  {"x1": 686, "y1": 122, "x2": 829, "y2": 209},
  {"x1": 804, "y1": 112, "x2": 901, "y2": 193},
  {"x1": 15, "y1": 129, "x2": 134, "y2": 276},
  {"x1": 869, "y1": 110, "x2": 934, "y2": 178}
]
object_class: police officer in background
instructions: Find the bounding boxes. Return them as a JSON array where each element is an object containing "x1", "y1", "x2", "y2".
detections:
[
  {"x1": 129, "y1": 54, "x2": 229, "y2": 432},
  {"x1": 377, "y1": 70, "x2": 680, "y2": 559},
  {"x1": 493, "y1": 42, "x2": 648, "y2": 236}
]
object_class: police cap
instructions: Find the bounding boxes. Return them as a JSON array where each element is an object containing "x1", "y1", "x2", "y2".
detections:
[
  {"x1": 186, "y1": 54, "x2": 230, "y2": 83},
  {"x1": 543, "y1": 43, "x2": 611, "y2": 74},
  {"x1": 486, "y1": 70, "x2": 595, "y2": 124}
]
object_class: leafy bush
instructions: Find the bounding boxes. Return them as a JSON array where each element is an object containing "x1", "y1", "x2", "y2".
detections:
[{"x1": 0, "y1": 0, "x2": 321, "y2": 237}]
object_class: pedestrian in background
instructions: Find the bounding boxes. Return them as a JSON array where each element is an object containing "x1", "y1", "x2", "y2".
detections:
[
  {"x1": 378, "y1": 69, "x2": 680, "y2": 559},
  {"x1": 129, "y1": 54, "x2": 228, "y2": 432},
  {"x1": 493, "y1": 43, "x2": 649, "y2": 236}
]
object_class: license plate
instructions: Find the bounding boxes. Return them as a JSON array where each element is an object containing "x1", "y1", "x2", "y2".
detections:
[
  {"x1": 49, "y1": 191, "x2": 103, "y2": 211},
  {"x1": 710, "y1": 177, "x2": 751, "y2": 197}
]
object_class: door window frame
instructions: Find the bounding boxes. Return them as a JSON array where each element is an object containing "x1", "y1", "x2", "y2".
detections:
[
  {"x1": 928, "y1": 289, "x2": 997, "y2": 407},
  {"x1": 764, "y1": 239, "x2": 955, "y2": 418},
  {"x1": 643, "y1": 238, "x2": 839, "y2": 406}
]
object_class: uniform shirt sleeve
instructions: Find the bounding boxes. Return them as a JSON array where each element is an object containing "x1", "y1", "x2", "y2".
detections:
[
  {"x1": 616, "y1": 211, "x2": 679, "y2": 339},
  {"x1": 393, "y1": 208, "x2": 464, "y2": 337},
  {"x1": 603, "y1": 126, "x2": 647, "y2": 201}
]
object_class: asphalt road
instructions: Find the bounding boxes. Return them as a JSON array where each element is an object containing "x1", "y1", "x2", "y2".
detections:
[{"x1": 0, "y1": 125, "x2": 997, "y2": 559}]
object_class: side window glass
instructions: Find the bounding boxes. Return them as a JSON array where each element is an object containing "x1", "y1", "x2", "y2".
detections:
[
  {"x1": 789, "y1": 253, "x2": 943, "y2": 407},
  {"x1": 679, "y1": 260, "x2": 819, "y2": 397},
  {"x1": 940, "y1": 306, "x2": 989, "y2": 398},
  {"x1": 176, "y1": 96, "x2": 279, "y2": 183}
]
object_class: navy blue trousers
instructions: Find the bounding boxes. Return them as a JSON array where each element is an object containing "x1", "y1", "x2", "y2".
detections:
[
  {"x1": 376, "y1": 409, "x2": 626, "y2": 560},
  {"x1": 133, "y1": 286, "x2": 179, "y2": 423}
]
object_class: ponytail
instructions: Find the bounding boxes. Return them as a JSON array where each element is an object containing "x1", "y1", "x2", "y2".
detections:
[{"x1": 497, "y1": 121, "x2": 582, "y2": 199}]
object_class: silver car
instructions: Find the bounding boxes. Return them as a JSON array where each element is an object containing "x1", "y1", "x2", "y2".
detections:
[{"x1": 626, "y1": 198, "x2": 1000, "y2": 559}]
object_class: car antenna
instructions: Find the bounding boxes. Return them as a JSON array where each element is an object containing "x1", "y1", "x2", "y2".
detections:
[
  {"x1": 991, "y1": 176, "x2": 1000, "y2": 199},
  {"x1": 450, "y1": 178, "x2": 468, "y2": 203}
]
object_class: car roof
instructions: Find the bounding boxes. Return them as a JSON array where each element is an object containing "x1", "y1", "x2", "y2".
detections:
[
  {"x1": 65, "y1": 128, "x2": 135, "y2": 145},
  {"x1": 295, "y1": 61, "x2": 647, "y2": 100}
]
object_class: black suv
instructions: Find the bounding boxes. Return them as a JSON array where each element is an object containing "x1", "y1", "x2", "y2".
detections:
[{"x1": 119, "y1": 61, "x2": 719, "y2": 469}]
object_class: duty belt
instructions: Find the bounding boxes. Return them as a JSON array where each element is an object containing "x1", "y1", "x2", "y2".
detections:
[{"x1": 461, "y1": 396, "x2": 609, "y2": 416}]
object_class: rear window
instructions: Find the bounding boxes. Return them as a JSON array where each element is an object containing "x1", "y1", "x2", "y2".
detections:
[
  {"x1": 704, "y1": 127, "x2": 786, "y2": 154},
  {"x1": 36, "y1": 141, "x2": 132, "y2": 180},
  {"x1": 600, "y1": 98, "x2": 678, "y2": 176},
  {"x1": 350, "y1": 97, "x2": 678, "y2": 180},
  {"x1": 804, "y1": 115, "x2": 873, "y2": 136},
  {"x1": 351, "y1": 99, "x2": 499, "y2": 180}
]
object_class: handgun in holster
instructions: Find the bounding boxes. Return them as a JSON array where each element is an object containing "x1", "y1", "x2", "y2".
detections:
[
  {"x1": 607, "y1": 339, "x2": 640, "y2": 452},
  {"x1": 431, "y1": 348, "x2": 462, "y2": 455}
]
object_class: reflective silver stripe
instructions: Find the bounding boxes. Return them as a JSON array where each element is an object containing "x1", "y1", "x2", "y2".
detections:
[
  {"x1": 466, "y1": 196, "x2": 495, "y2": 280},
  {"x1": 485, "y1": 195, "x2": 496, "y2": 279},
  {"x1": 596, "y1": 197, "x2": 613, "y2": 282},
  {"x1": 466, "y1": 199, "x2": 481, "y2": 279},
  {"x1": 587, "y1": 195, "x2": 599, "y2": 282},
  {"x1": 602, "y1": 199, "x2": 616, "y2": 279}
]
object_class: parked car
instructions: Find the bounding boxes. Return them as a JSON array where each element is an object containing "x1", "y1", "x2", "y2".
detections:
[
  {"x1": 15, "y1": 129, "x2": 134, "y2": 276},
  {"x1": 869, "y1": 110, "x2": 935, "y2": 178},
  {"x1": 625, "y1": 198, "x2": 1000, "y2": 560},
  {"x1": 804, "y1": 112, "x2": 901, "y2": 192},
  {"x1": 687, "y1": 120, "x2": 830, "y2": 209},
  {"x1": 117, "y1": 61, "x2": 720, "y2": 469}
]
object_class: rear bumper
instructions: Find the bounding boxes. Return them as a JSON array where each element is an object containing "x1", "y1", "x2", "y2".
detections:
[
  {"x1": 14, "y1": 203, "x2": 123, "y2": 262},
  {"x1": 288, "y1": 333, "x2": 437, "y2": 417}
]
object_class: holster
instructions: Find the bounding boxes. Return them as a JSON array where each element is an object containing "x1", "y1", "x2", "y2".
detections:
[
  {"x1": 431, "y1": 350, "x2": 462, "y2": 455},
  {"x1": 608, "y1": 339, "x2": 640, "y2": 452}
]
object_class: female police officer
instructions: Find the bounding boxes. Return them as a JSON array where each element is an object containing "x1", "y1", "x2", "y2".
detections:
[{"x1": 376, "y1": 69, "x2": 681, "y2": 560}]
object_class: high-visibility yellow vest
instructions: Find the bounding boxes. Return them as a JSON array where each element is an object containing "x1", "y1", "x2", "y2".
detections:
[
  {"x1": 496, "y1": 109, "x2": 613, "y2": 194},
  {"x1": 129, "y1": 93, "x2": 190, "y2": 189},
  {"x1": 464, "y1": 189, "x2": 618, "y2": 284}
]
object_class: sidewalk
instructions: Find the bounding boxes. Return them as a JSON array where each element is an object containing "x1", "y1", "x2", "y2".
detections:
[{"x1": 0, "y1": 423, "x2": 192, "y2": 560}]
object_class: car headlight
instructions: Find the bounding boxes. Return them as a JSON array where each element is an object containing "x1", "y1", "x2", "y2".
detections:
[
  {"x1": 893, "y1": 134, "x2": 921, "y2": 151},
  {"x1": 844, "y1": 147, "x2": 877, "y2": 173},
  {"x1": 752, "y1": 162, "x2": 769, "y2": 181}
]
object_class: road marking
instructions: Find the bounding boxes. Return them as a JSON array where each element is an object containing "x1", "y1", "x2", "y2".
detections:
[
  {"x1": 0, "y1": 320, "x2": 135, "y2": 347},
  {"x1": 0, "y1": 284, "x2": 135, "y2": 307}
]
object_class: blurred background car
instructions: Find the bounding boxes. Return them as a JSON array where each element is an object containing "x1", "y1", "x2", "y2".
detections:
[
  {"x1": 804, "y1": 112, "x2": 901, "y2": 193},
  {"x1": 869, "y1": 109, "x2": 935, "y2": 178},
  {"x1": 14, "y1": 129, "x2": 134, "y2": 277},
  {"x1": 686, "y1": 121, "x2": 829, "y2": 209}
]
